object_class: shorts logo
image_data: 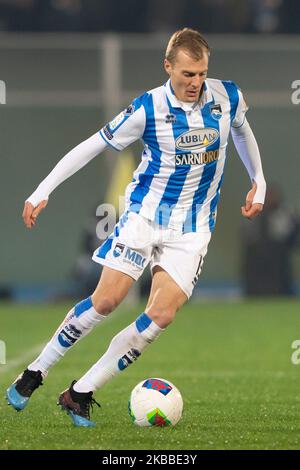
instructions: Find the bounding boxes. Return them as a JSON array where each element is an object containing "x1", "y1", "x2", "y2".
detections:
[
  {"x1": 165, "y1": 113, "x2": 176, "y2": 124},
  {"x1": 210, "y1": 104, "x2": 222, "y2": 120},
  {"x1": 175, "y1": 128, "x2": 219, "y2": 151},
  {"x1": 58, "y1": 324, "x2": 82, "y2": 348},
  {"x1": 124, "y1": 248, "x2": 145, "y2": 268},
  {"x1": 113, "y1": 242, "x2": 125, "y2": 257},
  {"x1": 118, "y1": 348, "x2": 141, "y2": 370}
]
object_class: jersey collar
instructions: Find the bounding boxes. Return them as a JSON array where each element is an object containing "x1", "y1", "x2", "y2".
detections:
[{"x1": 165, "y1": 79, "x2": 213, "y2": 111}]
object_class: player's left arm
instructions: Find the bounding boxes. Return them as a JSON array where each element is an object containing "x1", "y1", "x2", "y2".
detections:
[{"x1": 231, "y1": 88, "x2": 266, "y2": 220}]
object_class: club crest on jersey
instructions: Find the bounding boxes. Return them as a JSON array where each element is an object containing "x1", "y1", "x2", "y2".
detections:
[
  {"x1": 210, "y1": 104, "x2": 222, "y2": 120},
  {"x1": 165, "y1": 113, "x2": 176, "y2": 124},
  {"x1": 113, "y1": 242, "x2": 125, "y2": 257},
  {"x1": 175, "y1": 128, "x2": 219, "y2": 151}
]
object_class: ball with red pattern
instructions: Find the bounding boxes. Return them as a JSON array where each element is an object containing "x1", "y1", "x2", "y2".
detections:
[{"x1": 128, "y1": 378, "x2": 183, "y2": 427}]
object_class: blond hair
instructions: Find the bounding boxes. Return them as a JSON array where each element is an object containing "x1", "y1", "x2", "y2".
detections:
[{"x1": 165, "y1": 28, "x2": 210, "y2": 64}]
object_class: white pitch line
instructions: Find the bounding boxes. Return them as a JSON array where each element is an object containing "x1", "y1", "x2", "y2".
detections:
[{"x1": 0, "y1": 343, "x2": 45, "y2": 375}]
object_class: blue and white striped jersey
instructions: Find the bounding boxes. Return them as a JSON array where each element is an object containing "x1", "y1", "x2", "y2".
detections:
[{"x1": 99, "y1": 78, "x2": 248, "y2": 233}]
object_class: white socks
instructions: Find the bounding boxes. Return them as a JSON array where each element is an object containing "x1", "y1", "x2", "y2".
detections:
[
  {"x1": 28, "y1": 297, "x2": 105, "y2": 377},
  {"x1": 28, "y1": 305, "x2": 163, "y2": 395},
  {"x1": 73, "y1": 313, "x2": 163, "y2": 393}
]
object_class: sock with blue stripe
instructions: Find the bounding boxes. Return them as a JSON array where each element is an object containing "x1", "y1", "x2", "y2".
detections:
[
  {"x1": 28, "y1": 297, "x2": 105, "y2": 377},
  {"x1": 73, "y1": 313, "x2": 163, "y2": 393}
]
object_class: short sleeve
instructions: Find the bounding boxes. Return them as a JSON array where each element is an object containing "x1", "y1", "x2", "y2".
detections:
[
  {"x1": 232, "y1": 87, "x2": 249, "y2": 128},
  {"x1": 99, "y1": 94, "x2": 147, "y2": 151}
]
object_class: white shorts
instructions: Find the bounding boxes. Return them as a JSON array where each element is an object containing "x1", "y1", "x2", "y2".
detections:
[{"x1": 92, "y1": 211, "x2": 211, "y2": 298}]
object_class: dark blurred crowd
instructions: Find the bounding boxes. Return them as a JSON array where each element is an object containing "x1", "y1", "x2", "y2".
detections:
[
  {"x1": 0, "y1": 0, "x2": 299, "y2": 34},
  {"x1": 241, "y1": 185, "x2": 300, "y2": 297}
]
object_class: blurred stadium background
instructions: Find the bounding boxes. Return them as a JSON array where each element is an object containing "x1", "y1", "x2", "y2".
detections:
[{"x1": 0, "y1": 0, "x2": 300, "y2": 450}]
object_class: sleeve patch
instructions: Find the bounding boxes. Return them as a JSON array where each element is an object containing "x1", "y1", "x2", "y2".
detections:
[
  {"x1": 124, "y1": 104, "x2": 135, "y2": 115},
  {"x1": 103, "y1": 125, "x2": 113, "y2": 140},
  {"x1": 108, "y1": 104, "x2": 136, "y2": 132},
  {"x1": 109, "y1": 112, "x2": 126, "y2": 131}
]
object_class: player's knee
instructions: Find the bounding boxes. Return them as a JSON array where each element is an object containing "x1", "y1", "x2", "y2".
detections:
[
  {"x1": 146, "y1": 305, "x2": 176, "y2": 328},
  {"x1": 92, "y1": 295, "x2": 119, "y2": 316}
]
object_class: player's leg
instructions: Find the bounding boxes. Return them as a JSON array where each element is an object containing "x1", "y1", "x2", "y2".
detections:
[
  {"x1": 6, "y1": 267, "x2": 133, "y2": 411},
  {"x1": 27, "y1": 266, "x2": 134, "y2": 374},
  {"x1": 144, "y1": 266, "x2": 187, "y2": 327},
  {"x1": 75, "y1": 267, "x2": 186, "y2": 390},
  {"x1": 58, "y1": 267, "x2": 187, "y2": 427},
  {"x1": 57, "y1": 229, "x2": 211, "y2": 426},
  {"x1": 7, "y1": 210, "x2": 151, "y2": 412}
]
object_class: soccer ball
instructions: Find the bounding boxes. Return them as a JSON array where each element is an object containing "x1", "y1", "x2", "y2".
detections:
[{"x1": 128, "y1": 378, "x2": 183, "y2": 427}]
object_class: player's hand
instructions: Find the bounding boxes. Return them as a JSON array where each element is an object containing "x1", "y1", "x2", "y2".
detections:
[
  {"x1": 241, "y1": 181, "x2": 263, "y2": 220},
  {"x1": 22, "y1": 200, "x2": 48, "y2": 229}
]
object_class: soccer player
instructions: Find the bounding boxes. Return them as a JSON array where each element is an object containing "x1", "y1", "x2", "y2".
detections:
[{"x1": 7, "y1": 28, "x2": 266, "y2": 427}]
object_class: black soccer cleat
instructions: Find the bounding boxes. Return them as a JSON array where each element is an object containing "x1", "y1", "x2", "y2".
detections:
[
  {"x1": 6, "y1": 369, "x2": 43, "y2": 411},
  {"x1": 58, "y1": 380, "x2": 100, "y2": 427}
]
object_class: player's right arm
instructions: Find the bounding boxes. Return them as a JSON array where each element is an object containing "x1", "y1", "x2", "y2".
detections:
[
  {"x1": 24, "y1": 94, "x2": 147, "y2": 229},
  {"x1": 23, "y1": 133, "x2": 108, "y2": 228}
]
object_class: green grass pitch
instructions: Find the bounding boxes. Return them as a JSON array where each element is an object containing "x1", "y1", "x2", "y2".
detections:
[{"x1": 0, "y1": 299, "x2": 300, "y2": 450}]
